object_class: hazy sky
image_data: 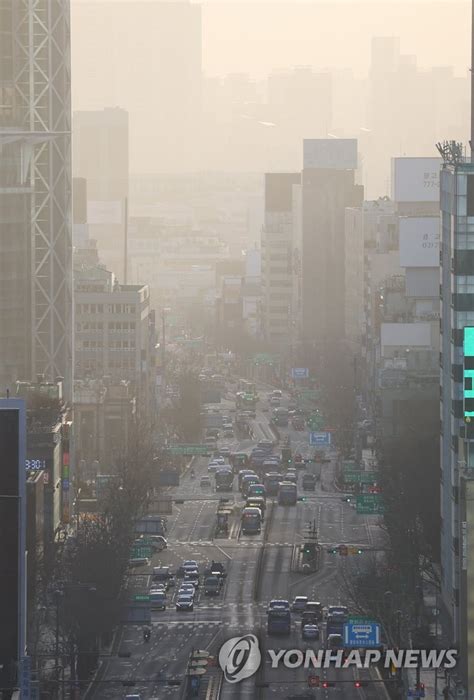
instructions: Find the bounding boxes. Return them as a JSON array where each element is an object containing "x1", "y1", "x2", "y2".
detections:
[{"x1": 72, "y1": 1, "x2": 471, "y2": 78}]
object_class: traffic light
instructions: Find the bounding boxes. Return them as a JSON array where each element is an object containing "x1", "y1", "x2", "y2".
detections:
[
  {"x1": 321, "y1": 680, "x2": 335, "y2": 688},
  {"x1": 298, "y1": 496, "x2": 307, "y2": 502},
  {"x1": 354, "y1": 680, "x2": 369, "y2": 688},
  {"x1": 327, "y1": 546, "x2": 338, "y2": 555},
  {"x1": 356, "y1": 548, "x2": 363, "y2": 555}
]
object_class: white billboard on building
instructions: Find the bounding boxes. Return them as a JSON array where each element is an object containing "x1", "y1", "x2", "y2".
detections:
[
  {"x1": 87, "y1": 200, "x2": 123, "y2": 225},
  {"x1": 303, "y1": 139, "x2": 358, "y2": 170},
  {"x1": 399, "y1": 217, "x2": 440, "y2": 267},
  {"x1": 391, "y1": 157, "x2": 442, "y2": 202}
]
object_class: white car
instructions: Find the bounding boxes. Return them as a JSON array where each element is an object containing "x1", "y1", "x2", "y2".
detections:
[{"x1": 208, "y1": 461, "x2": 222, "y2": 473}]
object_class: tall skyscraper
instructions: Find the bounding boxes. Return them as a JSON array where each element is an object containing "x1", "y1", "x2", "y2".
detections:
[{"x1": 0, "y1": 1, "x2": 73, "y2": 399}]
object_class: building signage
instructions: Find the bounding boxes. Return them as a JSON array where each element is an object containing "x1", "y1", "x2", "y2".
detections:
[
  {"x1": 391, "y1": 157, "x2": 441, "y2": 203},
  {"x1": 399, "y1": 217, "x2": 440, "y2": 268}
]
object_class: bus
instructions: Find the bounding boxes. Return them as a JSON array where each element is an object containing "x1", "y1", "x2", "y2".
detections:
[
  {"x1": 278, "y1": 481, "x2": 297, "y2": 506},
  {"x1": 241, "y1": 507, "x2": 262, "y2": 534},
  {"x1": 236, "y1": 392, "x2": 257, "y2": 412},
  {"x1": 264, "y1": 472, "x2": 282, "y2": 497},
  {"x1": 267, "y1": 608, "x2": 291, "y2": 635},
  {"x1": 238, "y1": 379, "x2": 257, "y2": 397},
  {"x1": 215, "y1": 468, "x2": 234, "y2": 492}
]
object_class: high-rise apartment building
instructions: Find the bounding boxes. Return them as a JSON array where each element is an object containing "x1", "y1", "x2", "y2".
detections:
[{"x1": 0, "y1": 1, "x2": 73, "y2": 399}]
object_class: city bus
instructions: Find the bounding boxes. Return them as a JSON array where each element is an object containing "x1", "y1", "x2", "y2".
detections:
[
  {"x1": 278, "y1": 481, "x2": 297, "y2": 506},
  {"x1": 267, "y1": 607, "x2": 291, "y2": 635},
  {"x1": 215, "y1": 468, "x2": 234, "y2": 491}
]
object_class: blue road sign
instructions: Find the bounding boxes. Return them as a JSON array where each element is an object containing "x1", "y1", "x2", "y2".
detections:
[
  {"x1": 343, "y1": 622, "x2": 381, "y2": 648},
  {"x1": 291, "y1": 367, "x2": 309, "y2": 379},
  {"x1": 309, "y1": 431, "x2": 331, "y2": 447},
  {"x1": 407, "y1": 691, "x2": 425, "y2": 698}
]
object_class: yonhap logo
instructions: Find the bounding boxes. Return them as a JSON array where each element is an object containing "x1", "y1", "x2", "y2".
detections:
[{"x1": 219, "y1": 635, "x2": 261, "y2": 683}]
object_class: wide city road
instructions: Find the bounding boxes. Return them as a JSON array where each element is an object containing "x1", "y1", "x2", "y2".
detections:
[{"x1": 91, "y1": 382, "x2": 389, "y2": 700}]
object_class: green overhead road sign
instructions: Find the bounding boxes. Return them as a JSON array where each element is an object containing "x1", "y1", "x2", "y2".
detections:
[
  {"x1": 356, "y1": 494, "x2": 385, "y2": 515},
  {"x1": 168, "y1": 444, "x2": 210, "y2": 456},
  {"x1": 298, "y1": 389, "x2": 321, "y2": 402},
  {"x1": 308, "y1": 414, "x2": 324, "y2": 430},
  {"x1": 348, "y1": 617, "x2": 378, "y2": 625},
  {"x1": 130, "y1": 545, "x2": 152, "y2": 559},
  {"x1": 253, "y1": 352, "x2": 277, "y2": 366},
  {"x1": 344, "y1": 471, "x2": 380, "y2": 484},
  {"x1": 133, "y1": 594, "x2": 151, "y2": 603},
  {"x1": 341, "y1": 461, "x2": 358, "y2": 473}
]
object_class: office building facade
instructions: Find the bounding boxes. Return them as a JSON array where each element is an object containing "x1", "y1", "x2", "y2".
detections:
[{"x1": 440, "y1": 159, "x2": 474, "y2": 692}]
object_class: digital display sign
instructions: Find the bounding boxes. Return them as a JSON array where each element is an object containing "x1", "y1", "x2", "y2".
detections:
[
  {"x1": 25, "y1": 459, "x2": 46, "y2": 471},
  {"x1": 463, "y1": 327, "x2": 474, "y2": 420}
]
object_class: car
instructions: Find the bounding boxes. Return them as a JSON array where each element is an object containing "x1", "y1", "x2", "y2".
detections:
[
  {"x1": 183, "y1": 560, "x2": 198, "y2": 569},
  {"x1": 222, "y1": 422, "x2": 233, "y2": 430},
  {"x1": 152, "y1": 567, "x2": 172, "y2": 585},
  {"x1": 302, "y1": 624, "x2": 320, "y2": 640},
  {"x1": 270, "y1": 396, "x2": 281, "y2": 406},
  {"x1": 176, "y1": 594, "x2": 194, "y2": 611},
  {"x1": 206, "y1": 428, "x2": 220, "y2": 438},
  {"x1": 283, "y1": 472, "x2": 297, "y2": 484},
  {"x1": 223, "y1": 428, "x2": 234, "y2": 437},
  {"x1": 204, "y1": 436, "x2": 217, "y2": 445},
  {"x1": 184, "y1": 573, "x2": 199, "y2": 588},
  {"x1": 210, "y1": 456, "x2": 225, "y2": 465},
  {"x1": 219, "y1": 447, "x2": 231, "y2": 457},
  {"x1": 268, "y1": 599, "x2": 290, "y2": 611},
  {"x1": 302, "y1": 474, "x2": 316, "y2": 491},
  {"x1": 327, "y1": 605, "x2": 348, "y2": 617},
  {"x1": 200, "y1": 475, "x2": 211, "y2": 488},
  {"x1": 326, "y1": 633, "x2": 344, "y2": 650},
  {"x1": 291, "y1": 596, "x2": 308, "y2": 613},
  {"x1": 208, "y1": 462, "x2": 220, "y2": 474},
  {"x1": 204, "y1": 576, "x2": 221, "y2": 595},
  {"x1": 247, "y1": 483, "x2": 266, "y2": 498}
]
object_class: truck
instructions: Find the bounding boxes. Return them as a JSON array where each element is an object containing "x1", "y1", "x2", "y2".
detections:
[
  {"x1": 278, "y1": 481, "x2": 297, "y2": 506},
  {"x1": 267, "y1": 607, "x2": 291, "y2": 635},
  {"x1": 215, "y1": 468, "x2": 234, "y2": 491},
  {"x1": 241, "y1": 507, "x2": 262, "y2": 535}
]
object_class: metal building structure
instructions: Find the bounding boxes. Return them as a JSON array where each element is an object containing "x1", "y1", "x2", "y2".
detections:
[{"x1": 0, "y1": 0, "x2": 73, "y2": 400}]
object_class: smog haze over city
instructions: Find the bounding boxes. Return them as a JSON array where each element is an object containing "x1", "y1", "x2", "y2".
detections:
[{"x1": 1, "y1": 1, "x2": 473, "y2": 699}]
